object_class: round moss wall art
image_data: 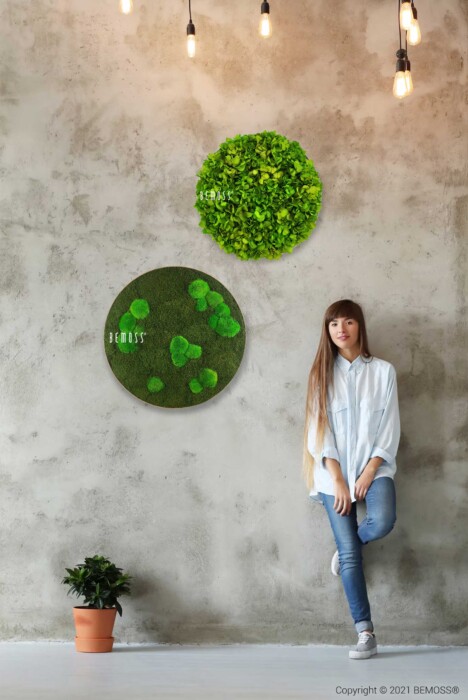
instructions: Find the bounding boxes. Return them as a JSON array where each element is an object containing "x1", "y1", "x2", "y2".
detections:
[
  {"x1": 104, "y1": 267, "x2": 245, "y2": 408},
  {"x1": 195, "y1": 130, "x2": 322, "y2": 261}
]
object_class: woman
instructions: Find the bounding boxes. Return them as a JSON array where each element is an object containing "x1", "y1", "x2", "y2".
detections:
[{"x1": 302, "y1": 299, "x2": 401, "y2": 659}]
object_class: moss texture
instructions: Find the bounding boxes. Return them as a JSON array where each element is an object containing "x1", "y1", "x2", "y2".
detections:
[{"x1": 104, "y1": 267, "x2": 245, "y2": 408}]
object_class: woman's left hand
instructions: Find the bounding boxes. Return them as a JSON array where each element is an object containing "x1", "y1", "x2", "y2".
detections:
[{"x1": 354, "y1": 469, "x2": 375, "y2": 501}]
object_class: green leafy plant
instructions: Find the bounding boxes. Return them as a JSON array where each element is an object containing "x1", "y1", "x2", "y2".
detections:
[
  {"x1": 62, "y1": 555, "x2": 132, "y2": 617},
  {"x1": 195, "y1": 130, "x2": 322, "y2": 260}
]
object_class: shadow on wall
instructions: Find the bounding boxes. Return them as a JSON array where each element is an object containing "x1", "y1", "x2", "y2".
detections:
[{"x1": 359, "y1": 313, "x2": 468, "y2": 638}]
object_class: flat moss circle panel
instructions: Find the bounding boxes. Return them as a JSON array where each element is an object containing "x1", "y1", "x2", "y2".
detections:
[{"x1": 104, "y1": 267, "x2": 246, "y2": 408}]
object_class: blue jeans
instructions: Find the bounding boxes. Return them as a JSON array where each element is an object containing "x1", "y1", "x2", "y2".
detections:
[{"x1": 318, "y1": 476, "x2": 396, "y2": 634}]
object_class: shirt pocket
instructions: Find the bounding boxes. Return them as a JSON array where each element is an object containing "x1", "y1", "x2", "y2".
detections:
[
  {"x1": 328, "y1": 400, "x2": 348, "y2": 435},
  {"x1": 360, "y1": 398, "x2": 386, "y2": 437}
]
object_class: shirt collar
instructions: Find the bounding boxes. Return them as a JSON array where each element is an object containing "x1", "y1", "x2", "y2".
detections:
[{"x1": 335, "y1": 353, "x2": 365, "y2": 374}]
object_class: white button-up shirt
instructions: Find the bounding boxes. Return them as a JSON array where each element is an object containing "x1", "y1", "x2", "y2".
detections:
[{"x1": 307, "y1": 354, "x2": 401, "y2": 505}]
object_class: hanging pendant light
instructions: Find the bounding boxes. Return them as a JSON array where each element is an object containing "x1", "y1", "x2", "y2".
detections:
[
  {"x1": 259, "y1": 1, "x2": 272, "y2": 38},
  {"x1": 187, "y1": 0, "x2": 196, "y2": 58},
  {"x1": 119, "y1": 0, "x2": 133, "y2": 14},
  {"x1": 404, "y1": 57, "x2": 414, "y2": 95},
  {"x1": 407, "y1": 4, "x2": 422, "y2": 45},
  {"x1": 393, "y1": 49, "x2": 409, "y2": 98},
  {"x1": 399, "y1": 1, "x2": 413, "y2": 30}
]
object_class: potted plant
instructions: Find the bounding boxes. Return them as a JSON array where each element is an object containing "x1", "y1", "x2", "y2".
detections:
[{"x1": 62, "y1": 554, "x2": 132, "y2": 653}]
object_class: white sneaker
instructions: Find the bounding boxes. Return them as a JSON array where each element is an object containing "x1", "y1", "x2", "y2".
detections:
[
  {"x1": 349, "y1": 631, "x2": 378, "y2": 659},
  {"x1": 331, "y1": 550, "x2": 340, "y2": 576}
]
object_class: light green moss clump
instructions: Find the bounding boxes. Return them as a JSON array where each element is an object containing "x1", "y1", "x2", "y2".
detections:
[
  {"x1": 216, "y1": 316, "x2": 241, "y2": 338},
  {"x1": 170, "y1": 335, "x2": 189, "y2": 354},
  {"x1": 119, "y1": 312, "x2": 136, "y2": 333},
  {"x1": 172, "y1": 352, "x2": 188, "y2": 368},
  {"x1": 195, "y1": 297, "x2": 208, "y2": 312},
  {"x1": 147, "y1": 376, "x2": 165, "y2": 393},
  {"x1": 206, "y1": 291, "x2": 224, "y2": 308},
  {"x1": 214, "y1": 303, "x2": 231, "y2": 318},
  {"x1": 186, "y1": 343, "x2": 202, "y2": 359},
  {"x1": 187, "y1": 278, "x2": 241, "y2": 339},
  {"x1": 199, "y1": 368, "x2": 218, "y2": 388},
  {"x1": 116, "y1": 299, "x2": 150, "y2": 354},
  {"x1": 189, "y1": 378, "x2": 204, "y2": 394},
  {"x1": 117, "y1": 334, "x2": 138, "y2": 354},
  {"x1": 130, "y1": 299, "x2": 150, "y2": 319},
  {"x1": 189, "y1": 367, "x2": 218, "y2": 394},
  {"x1": 188, "y1": 279, "x2": 210, "y2": 299},
  {"x1": 170, "y1": 335, "x2": 203, "y2": 367}
]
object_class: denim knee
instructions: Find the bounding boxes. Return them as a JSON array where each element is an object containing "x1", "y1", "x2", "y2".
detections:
[
  {"x1": 337, "y1": 543, "x2": 362, "y2": 564},
  {"x1": 371, "y1": 515, "x2": 396, "y2": 540}
]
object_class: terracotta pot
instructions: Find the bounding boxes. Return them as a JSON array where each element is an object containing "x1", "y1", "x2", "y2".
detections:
[{"x1": 72, "y1": 606, "x2": 117, "y2": 653}]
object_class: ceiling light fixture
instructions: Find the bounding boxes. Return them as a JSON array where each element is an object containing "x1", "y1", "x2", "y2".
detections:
[
  {"x1": 187, "y1": 0, "x2": 196, "y2": 58},
  {"x1": 259, "y1": 1, "x2": 272, "y2": 38}
]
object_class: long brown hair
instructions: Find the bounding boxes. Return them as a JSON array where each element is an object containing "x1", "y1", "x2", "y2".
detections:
[{"x1": 302, "y1": 299, "x2": 373, "y2": 491}]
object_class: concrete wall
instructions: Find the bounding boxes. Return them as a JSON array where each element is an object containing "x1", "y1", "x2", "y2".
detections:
[{"x1": 0, "y1": 0, "x2": 467, "y2": 644}]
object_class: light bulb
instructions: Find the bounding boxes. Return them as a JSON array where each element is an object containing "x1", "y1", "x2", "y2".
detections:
[
  {"x1": 187, "y1": 34, "x2": 196, "y2": 57},
  {"x1": 407, "y1": 8, "x2": 421, "y2": 46},
  {"x1": 259, "y1": 2, "x2": 271, "y2": 38},
  {"x1": 259, "y1": 14, "x2": 271, "y2": 37},
  {"x1": 119, "y1": 0, "x2": 133, "y2": 14},
  {"x1": 400, "y1": 2, "x2": 413, "y2": 31},
  {"x1": 187, "y1": 19, "x2": 196, "y2": 58},
  {"x1": 393, "y1": 71, "x2": 408, "y2": 98},
  {"x1": 404, "y1": 69, "x2": 414, "y2": 95}
]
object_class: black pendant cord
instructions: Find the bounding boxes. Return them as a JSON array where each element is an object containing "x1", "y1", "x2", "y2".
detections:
[
  {"x1": 189, "y1": 0, "x2": 192, "y2": 22},
  {"x1": 398, "y1": 0, "x2": 402, "y2": 51}
]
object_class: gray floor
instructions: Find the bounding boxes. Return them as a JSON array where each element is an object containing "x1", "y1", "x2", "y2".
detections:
[{"x1": 0, "y1": 643, "x2": 467, "y2": 700}]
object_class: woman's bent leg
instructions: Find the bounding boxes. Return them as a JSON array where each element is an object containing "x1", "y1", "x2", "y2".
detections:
[
  {"x1": 357, "y1": 476, "x2": 397, "y2": 545},
  {"x1": 319, "y1": 493, "x2": 374, "y2": 634}
]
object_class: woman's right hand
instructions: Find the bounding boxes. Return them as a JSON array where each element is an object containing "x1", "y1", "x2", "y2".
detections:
[{"x1": 333, "y1": 477, "x2": 352, "y2": 516}]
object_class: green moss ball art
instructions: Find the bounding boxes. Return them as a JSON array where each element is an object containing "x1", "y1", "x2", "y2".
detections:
[
  {"x1": 188, "y1": 278, "x2": 241, "y2": 338},
  {"x1": 195, "y1": 130, "x2": 322, "y2": 260},
  {"x1": 104, "y1": 267, "x2": 245, "y2": 408}
]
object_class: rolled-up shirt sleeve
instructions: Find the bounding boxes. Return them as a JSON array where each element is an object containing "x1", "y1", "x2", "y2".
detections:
[
  {"x1": 370, "y1": 365, "x2": 401, "y2": 465},
  {"x1": 307, "y1": 409, "x2": 340, "y2": 467}
]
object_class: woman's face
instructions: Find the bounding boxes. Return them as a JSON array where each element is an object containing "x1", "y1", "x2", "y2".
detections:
[{"x1": 328, "y1": 316, "x2": 360, "y2": 351}]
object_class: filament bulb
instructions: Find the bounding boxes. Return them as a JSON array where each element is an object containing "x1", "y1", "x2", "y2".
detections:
[{"x1": 119, "y1": 0, "x2": 133, "y2": 15}]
